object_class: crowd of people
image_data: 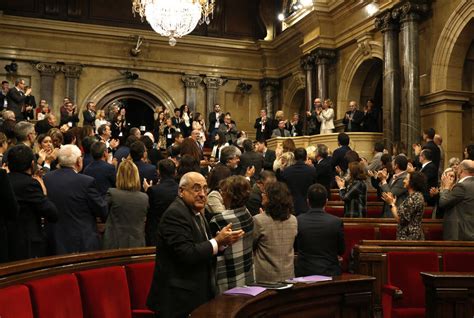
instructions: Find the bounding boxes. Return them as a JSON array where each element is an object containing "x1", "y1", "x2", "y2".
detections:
[{"x1": 1, "y1": 77, "x2": 474, "y2": 317}]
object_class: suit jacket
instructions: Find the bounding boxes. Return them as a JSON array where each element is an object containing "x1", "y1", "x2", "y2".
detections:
[
  {"x1": 339, "y1": 180, "x2": 367, "y2": 217},
  {"x1": 296, "y1": 208, "x2": 345, "y2": 277},
  {"x1": 35, "y1": 119, "x2": 55, "y2": 135},
  {"x1": 145, "y1": 177, "x2": 179, "y2": 246},
  {"x1": 254, "y1": 117, "x2": 272, "y2": 140},
  {"x1": 43, "y1": 167, "x2": 107, "y2": 254},
  {"x1": 281, "y1": 161, "x2": 316, "y2": 215},
  {"x1": 147, "y1": 198, "x2": 216, "y2": 317},
  {"x1": 134, "y1": 160, "x2": 158, "y2": 188},
  {"x1": 343, "y1": 110, "x2": 364, "y2": 132},
  {"x1": 380, "y1": 171, "x2": 409, "y2": 218},
  {"x1": 420, "y1": 161, "x2": 439, "y2": 206},
  {"x1": 287, "y1": 120, "x2": 303, "y2": 137},
  {"x1": 362, "y1": 109, "x2": 379, "y2": 132},
  {"x1": 218, "y1": 123, "x2": 238, "y2": 145},
  {"x1": 0, "y1": 170, "x2": 20, "y2": 262},
  {"x1": 332, "y1": 145, "x2": 351, "y2": 172},
  {"x1": 83, "y1": 160, "x2": 116, "y2": 197},
  {"x1": 315, "y1": 157, "x2": 333, "y2": 193},
  {"x1": 83, "y1": 110, "x2": 96, "y2": 127},
  {"x1": 8, "y1": 172, "x2": 58, "y2": 261},
  {"x1": 208, "y1": 112, "x2": 224, "y2": 132},
  {"x1": 317, "y1": 108, "x2": 335, "y2": 131},
  {"x1": 262, "y1": 149, "x2": 276, "y2": 171},
  {"x1": 439, "y1": 177, "x2": 474, "y2": 241},
  {"x1": 60, "y1": 112, "x2": 79, "y2": 127},
  {"x1": 238, "y1": 150, "x2": 263, "y2": 181},
  {"x1": 415, "y1": 141, "x2": 441, "y2": 172},
  {"x1": 271, "y1": 128, "x2": 291, "y2": 138},
  {"x1": 6, "y1": 87, "x2": 26, "y2": 120},
  {"x1": 367, "y1": 152, "x2": 383, "y2": 172}
]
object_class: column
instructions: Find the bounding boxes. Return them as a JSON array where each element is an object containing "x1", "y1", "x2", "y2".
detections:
[
  {"x1": 34, "y1": 62, "x2": 60, "y2": 109},
  {"x1": 375, "y1": 9, "x2": 401, "y2": 151},
  {"x1": 182, "y1": 74, "x2": 202, "y2": 112},
  {"x1": 260, "y1": 78, "x2": 280, "y2": 118},
  {"x1": 312, "y1": 48, "x2": 336, "y2": 102},
  {"x1": 394, "y1": 0, "x2": 429, "y2": 157},
  {"x1": 61, "y1": 64, "x2": 83, "y2": 104},
  {"x1": 203, "y1": 76, "x2": 227, "y2": 119},
  {"x1": 300, "y1": 55, "x2": 314, "y2": 134}
]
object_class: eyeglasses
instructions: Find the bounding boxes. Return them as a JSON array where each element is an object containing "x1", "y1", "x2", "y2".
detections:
[{"x1": 187, "y1": 184, "x2": 208, "y2": 194}]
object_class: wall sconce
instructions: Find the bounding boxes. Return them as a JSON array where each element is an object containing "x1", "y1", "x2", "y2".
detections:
[
  {"x1": 237, "y1": 80, "x2": 252, "y2": 94},
  {"x1": 4, "y1": 61, "x2": 18, "y2": 74},
  {"x1": 121, "y1": 70, "x2": 139, "y2": 80}
]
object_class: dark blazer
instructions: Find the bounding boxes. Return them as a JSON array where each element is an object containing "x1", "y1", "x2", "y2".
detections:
[
  {"x1": 35, "y1": 119, "x2": 55, "y2": 135},
  {"x1": 43, "y1": 168, "x2": 107, "y2": 254},
  {"x1": 380, "y1": 171, "x2": 409, "y2": 218},
  {"x1": 362, "y1": 109, "x2": 379, "y2": 132},
  {"x1": 134, "y1": 160, "x2": 158, "y2": 187},
  {"x1": 262, "y1": 149, "x2": 276, "y2": 171},
  {"x1": 415, "y1": 141, "x2": 441, "y2": 172},
  {"x1": 23, "y1": 95, "x2": 36, "y2": 120},
  {"x1": 145, "y1": 177, "x2": 179, "y2": 246},
  {"x1": 343, "y1": 110, "x2": 364, "y2": 132},
  {"x1": 147, "y1": 198, "x2": 216, "y2": 317},
  {"x1": 60, "y1": 112, "x2": 79, "y2": 127},
  {"x1": 83, "y1": 160, "x2": 116, "y2": 197},
  {"x1": 238, "y1": 150, "x2": 263, "y2": 181},
  {"x1": 208, "y1": 112, "x2": 224, "y2": 132},
  {"x1": 332, "y1": 145, "x2": 351, "y2": 172},
  {"x1": 286, "y1": 120, "x2": 303, "y2": 137},
  {"x1": 82, "y1": 154, "x2": 93, "y2": 171},
  {"x1": 0, "y1": 169, "x2": 20, "y2": 263},
  {"x1": 296, "y1": 208, "x2": 345, "y2": 277},
  {"x1": 6, "y1": 87, "x2": 26, "y2": 120},
  {"x1": 339, "y1": 180, "x2": 367, "y2": 217},
  {"x1": 420, "y1": 161, "x2": 438, "y2": 206},
  {"x1": 315, "y1": 157, "x2": 333, "y2": 193},
  {"x1": 254, "y1": 117, "x2": 272, "y2": 140},
  {"x1": 8, "y1": 172, "x2": 58, "y2": 261},
  {"x1": 281, "y1": 161, "x2": 316, "y2": 215},
  {"x1": 83, "y1": 110, "x2": 96, "y2": 127}
]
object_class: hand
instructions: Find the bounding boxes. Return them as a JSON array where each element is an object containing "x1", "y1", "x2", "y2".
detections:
[
  {"x1": 429, "y1": 187, "x2": 439, "y2": 197},
  {"x1": 383, "y1": 148, "x2": 389, "y2": 154},
  {"x1": 215, "y1": 223, "x2": 245, "y2": 247},
  {"x1": 259, "y1": 208, "x2": 265, "y2": 215},
  {"x1": 33, "y1": 175, "x2": 47, "y2": 196},
  {"x1": 110, "y1": 139, "x2": 120, "y2": 149},
  {"x1": 25, "y1": 88, "x2": 32, "y2": 95},
  {"x1": 60, "y1": 124, "x2": 69, "y2": 132},
  {"x1": 345, "y1": 114, "x2": 350, "y2": 119},
  {"x1": 381, "y1": 192, "x2": 396, "y2": 205},
  {"x1": 38, "y1": 149, "x2": 47, "y2": 163},
  {"x1": 441, "y1": 173, "x2": 455, "y2": 190},
  {"x1": 245, "y1": 166, "x2": 255, "y2": 178},
  {"x1": 367, "y1": 170, "x2": 375, "y2": 178},
  {"x1": 407, "y1": 162, "x2": 415, "y2": 173},
  {"x1": 377, "y1": 168, "x2": 388, "y2": 181},
  {"x1": 412, "y1": 144, "x2": 422, "y2": 156},
  {"x1": 335, "y1": 165, "x2": 342, "y2": 175},
  {"x1": 143, "y1": 179, "x2": 152, "y2": 192},
  {"x1": 305, "y1": 158, "x2": 313, "y2": 166},
  {"x1": 306, "y1": 111, "x2": 311, "y2": 116},
  {"x1": 335, "y1": 176, "x2": 345, "y2": 189}
]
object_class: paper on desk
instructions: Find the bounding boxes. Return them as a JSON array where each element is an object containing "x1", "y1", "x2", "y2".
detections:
[
  {"x1": 286, "y1": 275, "x2": 332, "y2": 283},
  {"x1": 223, "y1": 286, "x2": 266, "y2": 296}
]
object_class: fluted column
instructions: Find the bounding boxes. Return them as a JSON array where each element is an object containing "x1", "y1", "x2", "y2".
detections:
[
  {"x1": 375, "y1": 10, "x2": 401, "y2": 151},
  {"x1": 312, "y1": 48, "x2": 336, "y2": 102},
  {"x1": 182, "y1": 74, "x2": 202, "y2": 112},
  {"x1": 394, "y1": 0, "x2": 429, "y2": 157},
  {"x1": 62, "y1": 64, "x2": 83, "y2": 104},
  {"x1": 34, "y1": 62, "x2": 61, "y2": 110},
  {"x1": 260, "y1": 78, "x2": 280, "y2": 118},
  {"x1": 301, "y1": 55, "x2": 314, "y2": 134},
  {"x1": 203, "y1": 76, "x2": 227, "y2": 119}
]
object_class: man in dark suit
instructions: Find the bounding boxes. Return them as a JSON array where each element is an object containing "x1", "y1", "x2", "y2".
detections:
[
  {"x1": 245, "y1": 170, "x2": 276, "y2": 216},
  {"x1": 0, "y1": 167, "x2": 19, "y2": 262},
  {"x1": 342, "y1": 101, "x2": 364, "y2": 132},
  {"x1": 418, "y1": 149, "x2": 439, "y2": 206},
  {"x1": 147, "y1": 172, "x2": 244, "y2": 317},
  {"x1": 314, "y1": 144, "x2": 333, "y2": 193},
  {"x1": 6, "y1": 79, "x2": 30, "y2": 121},
  {"x1": 254, "y1": 109, "x2": 272, "y2": 141},
  {"x1": 287, "y1": 113, "x2": 303, "y2": 137},
  {"x1": 130, "y1": 140, "x2": 158, "y2": 187},
  {"x1": 144, "y1": 159, "x2": 179, "y2": 246},
  {"x1": 281, "y1": 148, "x2": 316, "y2": 215},
  {"x1": 378, "y1": 155, "x2": 409, "y2": 218},
  {"x1": 414, "y1": 128, "x2": 441, "y2": 172},
  {"x1": 218, "y1": 113, "x2": 238, "y2": 145},
  {"x1": 35, "y1": 114, "x2": 57, "y2": 135},
  {"x1": 208, "y1": 103, "x2": 224, "y2": 135},
  {"x1": 83, "y1": 141, "x2": 116, "y2": 197},
  {"x1": 60, "y1": 101, "x2": 80, "y2": 128},
  {"x1": 43, "y1": 144, "x2": 107, "y2": 255},
  {"x1": 306, "y1": 98, "x2": 322, "y2": 135},
  {"x1": 255, "y1": 139, "x2": 276, "y2": 171},
  {"x1": 238, "y1": 139, "x2": 263, "y2": 181},
  {"x1": 6, "y1": 145, "x2": 58, "y2": 261},
  {"x1": 296, "y1": 184, "x2": 345, "y2": 276},
  {"x1": 82, "y1": 101, "x2": 96, "y2": 127},
  {"x1": 332, "y1": 133, "x2": 351, "y2": 172}
]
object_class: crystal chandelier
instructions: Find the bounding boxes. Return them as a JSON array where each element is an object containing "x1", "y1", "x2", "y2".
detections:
[{"x1": 132, "y1": 0, "x2": 216, "y2": 46}]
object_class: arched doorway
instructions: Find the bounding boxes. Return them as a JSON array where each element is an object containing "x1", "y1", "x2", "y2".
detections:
[
  {"x1": 96, "y1": 88, "x2": 164, "y2": 132},
  {"x1": 348, "y1": 58, "x2": 383, "y2": 110},
  {"x1": 462, "y1": 30, "x2": 474, "y2": 147}
]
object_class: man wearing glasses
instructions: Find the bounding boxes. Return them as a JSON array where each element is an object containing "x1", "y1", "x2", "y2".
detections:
[{"x1": 7, "y1": 79, "x2": 31, "y2": 121}]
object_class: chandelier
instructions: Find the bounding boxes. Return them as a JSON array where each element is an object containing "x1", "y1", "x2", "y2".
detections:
[{"x1": 132, "y1": 0, "x2": 216, "y2": 46}]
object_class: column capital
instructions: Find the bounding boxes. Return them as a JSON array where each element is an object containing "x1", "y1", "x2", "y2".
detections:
[
  {"x1": 311, "y1": 48, "x2": 336, "y2": 65},
  {"x1": 62, "y1": 64, "x2": 83, "y2": 78},
  {"x1": 375, "y1": 9, "x2": 399, "y2": 32},
  {"x1": 203, "y1": 76, "x2": 227, "y2": 89},
  {"x1": 392, "y1": 0, "x2": 430, "y2": 23},
  {"x1": 300, "y1": 54, "x2": 315, "y2": 71},
  {"x1": 260, "y1": 78, "x2": 280, "y2": 89},
  {"x1": 34, "y1": 62, "x2": 61, "y2": 76},
  {"x1": 182, "y1": 74, "x2": 203, "y2": 88}
]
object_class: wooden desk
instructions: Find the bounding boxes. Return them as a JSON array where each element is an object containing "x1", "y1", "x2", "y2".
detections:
[
  {"x1": 422, "y1": 272, "x2": 474, "y2": 318},
  {"x1": 191, "y1": 274, "x2": 375, "y2": 318}
]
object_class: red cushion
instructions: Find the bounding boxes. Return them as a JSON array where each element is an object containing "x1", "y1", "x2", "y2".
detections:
[
  {"x1": 443, "y1": 252, "x2": 474, "y2": 272},
  {"x1": 125, "y1": 262, "x2": 155, "y2": 310},
  {"x1": 379, "y1": 227, "x2": 397, "y2": 240},
  {"x1": 366, "y1": 206, "x2": 382, "y2": 218},
  {"x1": 423, "y1": 207, "x2": 433, "y2": 219},
  {"x1": 425, "y1": 228, "x2": 443, "y2": 241},
  {"x1": 325, "y1": 206, "x2": 344, "y2": 217},
  {"x1": 76, "y1": 266, "x2": 132, "y2": 318},
  {"x1": 0, "y1": 285, "x2": 34, "y2": 318},
  {"x1": 132, "y1": 309, "x2": 155, "y2": 318},
  {"x1": 26, "y1": 274, "x2": 83, "y2": 318},
  {"x1": 342, "y1": 226, "x2": 376, "y2": 272},
  {"x1": 392, "y1": 308, "x2": 425, "y2": 318},
  {"x1": 387, "y1": 252, "x2": 439, "y2": 308}
]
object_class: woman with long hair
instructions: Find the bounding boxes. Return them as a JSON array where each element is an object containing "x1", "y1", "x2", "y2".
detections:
[
  {"x1": 206, "y1": 164, "x2": 232, "y2": 215},
  {"x1": 211, "y1": 131, "x2": 229, "y2": 162},
  {"x1": 317, "y1": 99, "x2": 335, "y2": 134},
  {"x1": 192, "y1": 112, "x2": 207, "y2": 147},
  {"x1": 336, "y1": 161, "x2": 367, "y2": 217},
  {"x1": 103, "y1": 159, "x2": 149, "y2": 249},
  {"x1": 179, "y1": 104, "x2": 192, "y2": 137}
]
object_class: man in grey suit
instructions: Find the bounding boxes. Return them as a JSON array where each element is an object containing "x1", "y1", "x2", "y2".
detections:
[
  {"x1": 378, "y1": 155, "x2": 409, "y2": 218},
  {"x1": 439, "y1": 160, "x2": 474, "y2": 241},
  {"x1": 271, "y1": 120, "x2": 291, "y2": 138}
]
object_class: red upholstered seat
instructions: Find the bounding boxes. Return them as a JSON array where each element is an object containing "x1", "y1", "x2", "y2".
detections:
[
  {"x1": 423, "y1": 207, "x2": 433, "y2": 219},
  {"x1": 443, "y1": 252, "x2": 474, "y2": 272},
  {"x1": 325, "y1": 206, "x2": 344, "y2": 217},
  {"x1": 379, "y1": 226, "x2": 397, "y2": 240},
  {"x1": 367, "y1": 193, "x2": 379, "y2": 202},
  {"x1": 425, "y1": 227, "x2": 443, "y2": 241},
  {"x1": 382, "y1": 252, "x2": 439, "y2": 318},
  {"x1": 0, "y1": 285, "x2": 34, "y2": 318},
  {"x1": 26, "y1": 274, "x2": 83, "y2": 318},
  {"x1": 366, "y1": 205, "x2": 382, "y2": 218},
  {"x1": 126, "y1": 262, "x2": 155, "y2": 318},
  {"x1": 342, "y1": 226, "x2": 376, "y2": 272},
  {"x1": 76, "y1": 266, "x2": 132, "y2": 318}
]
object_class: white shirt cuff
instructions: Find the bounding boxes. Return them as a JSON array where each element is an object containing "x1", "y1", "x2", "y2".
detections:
[
  {"x1": 210, "y1": 238, "x2": 218, "y2": 255},
  {"x1": 43, "y1": 163, "x2": 51, "y2": 170}
]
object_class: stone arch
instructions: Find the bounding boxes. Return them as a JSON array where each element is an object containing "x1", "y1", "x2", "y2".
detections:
[
  {"x1": 431, "y1": 0, "x2": 474, "y2": 92},
  {"x1": 282, "y1": 71, "x2": 306, "y2": 116},
  {"x1": 337, "y1": 40, "x2": 383, "y2": 118}
]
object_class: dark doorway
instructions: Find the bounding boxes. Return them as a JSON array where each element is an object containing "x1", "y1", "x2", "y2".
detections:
[{"x1": 118, "y1": 98, "x2": 155, "y2": 132}]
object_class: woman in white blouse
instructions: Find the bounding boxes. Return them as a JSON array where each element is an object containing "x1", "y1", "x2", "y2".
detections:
[{"x1": 317, "y1": 99, "x2": 335, "y2": 134}]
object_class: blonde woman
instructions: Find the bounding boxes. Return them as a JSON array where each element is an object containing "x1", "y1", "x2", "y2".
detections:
[
  {"x1": 317, "y1": 99, "x2": 335, "y2": 134},
  {"x1": 94, "y1": 110, "x2": 108, "y2": 133},
  {"x1": 103, "y1": 159, "x2": 149, "y2": 249}
]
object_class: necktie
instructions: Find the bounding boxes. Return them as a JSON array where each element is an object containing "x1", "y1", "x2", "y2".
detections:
[{"x1": 195, "y1": 213, "x2": 209, "y2": 240}]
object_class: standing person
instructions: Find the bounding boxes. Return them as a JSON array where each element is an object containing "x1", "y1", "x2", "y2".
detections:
[
  {"x1": 254, "y1": 109, "x2": 272, "y2": 141},
  {"x1": 192, "y1": 112, "x2": 207, "y2": 147},
  {"x1": 43, "y1": 145, "x2": 107, "y2": 254},
  {"x1": 83, "y1": 101, "x2": 96, "y2": 127},
  {"x1": 83, "y1": 141, "x2": 116, "y2": 197},
  {"x1": 343, "y1": 101, "x2": 364, "y2": 132},
  {"x1": 238, "y1": 139, "x2": 263, "y2": 181},
  {"x1": 413, "y1": 128, "x2": 441, "y2": 173},
  {"x1": 210, "y1": 131, "x2": 229, "y2": 162},
  {"x1": 332, "y1": 133, "x2": 352, "y2": 173},
  {"x1": 287, "y1": 113, "x2": 303, "y2": 137},
  {"x1": 7, "y1": 78, "x2": 30, "y2": 120},
  {"x1": 335, "y1": 162, "x2": 367, "y2": 217},
  {"x1": 163, "y1": 118, "x2": 177, "y2": 149},
  {"x1": 255, "y1": 139, "x2": 276, "y2": 171},
  {"x1": 208, "y1": 103, "x2": 224, "y2": 138},
  {"x1": 362, "y1": 99, "x2": 380, "y2": 132},
  {"x1": 0, "y1": 80, "x2": 9, "y2": 111},
  {"x1": 180, "y1": 104, "x2": 192, "y2": 137},
  {"x1": 171, "y1": 108, "x2": 183, "y2": 133},
  {"x1": 0, "y1": 167, "x2": 19, "y2": 263},
  {"x1": 253, "y1": 181, "x2": 297, "y2": 282},
  {"x1": 205, "y1": 165, "x2": 232, "y2": 215},
  {"x1": 417, "y1": 149, "x2": 439, "y2": 206},
  {"x1": 94, "y1": 110, "x2": 108, "y2": 133},
  {"x1": 146, "y1": 172, "x2": 244, "y2": 317},
  {"x1": 209, "y1": 176, "x2": 255, "y2": 293},
  {"x1": 296, "y1": 184, "x2": 345, "y2": 276},
  {"x1": 60, "y1": 101, "x2": 79, "y2": 128},
  {"x1": 434, "y1": 134, "x2": 445, "y2": 176},
  {"x1": 317, "y1": 99, "x2": 335, "y2": 134},
  {"x1": 378, "y1": 155, "x2": 409, "y2": 218},
  {"x1": 382, "y1": 171, "x2": 427, "y2": 240},
  {"x1": 23, "y1": 85, "x2": 36, "y2": 121},
  {"x1": 307, "y1": 98, "x2": 322, "y2": 135},
  {"x1": 314, "y1": 144, "x2": 333, "y2": 193},
  {"x1": 103, "y1": 159, "x2": 149, "y2": 249},
  {"x1": 218, "y1": 113, "x2": 238, "y2": 145}
]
